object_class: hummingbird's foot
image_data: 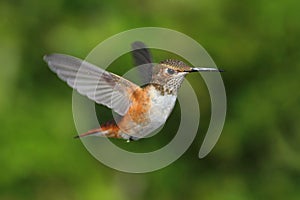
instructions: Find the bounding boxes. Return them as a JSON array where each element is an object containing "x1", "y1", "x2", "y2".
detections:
[{"x1": 125, "y1": 135, "x2": 139, "y2": 142}]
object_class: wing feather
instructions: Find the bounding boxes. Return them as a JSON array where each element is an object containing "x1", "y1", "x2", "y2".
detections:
[
  {"x1": 131, "y1": 41, "x2": 153, "y2": 84},
  {"x1": 44, "y1": 53, "x2": 139, "y2": 116}
]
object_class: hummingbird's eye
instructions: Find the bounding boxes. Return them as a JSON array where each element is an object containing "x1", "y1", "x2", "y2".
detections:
[{"x1": 167, "y1": 68, "x2": 175, "y2": 75}]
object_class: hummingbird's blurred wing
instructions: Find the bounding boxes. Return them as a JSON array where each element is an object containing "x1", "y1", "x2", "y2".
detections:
[
  {"x1": 131, "y1": 41, "x2": 153, "y2": 84},
  {"x1": 44, "y1": 54, "x2": 140, "y2": 116}
]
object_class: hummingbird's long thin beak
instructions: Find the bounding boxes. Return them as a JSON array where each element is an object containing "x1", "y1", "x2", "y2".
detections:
[{"x1": 189, "y1": 67, "x2": 224, "y2": 72}]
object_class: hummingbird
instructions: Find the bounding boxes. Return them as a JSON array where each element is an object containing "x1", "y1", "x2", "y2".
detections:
[{"x1": 44, "y1": 41, "x2": 223, "y2": 141}]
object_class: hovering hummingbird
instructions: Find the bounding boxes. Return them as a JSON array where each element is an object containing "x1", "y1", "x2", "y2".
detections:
[{"x1": 44, "y1": 41, "x2": 223, "y2": 141}]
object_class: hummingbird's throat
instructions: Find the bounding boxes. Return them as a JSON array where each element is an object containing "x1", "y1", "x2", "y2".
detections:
[{"x1": 151, "y1": 73, "x2": 185, "y2": 95}]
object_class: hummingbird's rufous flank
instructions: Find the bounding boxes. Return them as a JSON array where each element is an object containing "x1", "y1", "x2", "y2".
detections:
[{"x1": 44, "y1": 41, "x2": 223, "y2": 141}]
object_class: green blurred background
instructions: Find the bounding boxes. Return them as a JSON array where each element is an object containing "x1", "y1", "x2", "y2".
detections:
[{"x1": 1, "y1": 0, "x2": 300, "y2": 199}]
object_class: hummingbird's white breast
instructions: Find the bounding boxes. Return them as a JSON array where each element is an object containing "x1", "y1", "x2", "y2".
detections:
[
  {"x1": 148, "y1": 85, "x2": 177, "y2": 122},
  {"x1": 118, "y1": 84, "x2": 177, "y2": 140},
  {"x1": 134, "y1": 85, "x2": 177, "y2": 138}
]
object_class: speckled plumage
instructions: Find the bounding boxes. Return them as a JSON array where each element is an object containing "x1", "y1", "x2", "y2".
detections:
[{"x1": 160, "y1": 59, "x2": 191, "y2": 72}]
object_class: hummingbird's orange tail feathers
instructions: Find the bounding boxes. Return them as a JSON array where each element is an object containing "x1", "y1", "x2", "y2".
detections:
[{"x1": 74, "y1": 121, "x2": 121, "y2": 139}]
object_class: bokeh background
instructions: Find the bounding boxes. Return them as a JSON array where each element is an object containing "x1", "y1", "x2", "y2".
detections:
[{"x1": 1, "y1": 0, "x2": 300, "y2": 199}]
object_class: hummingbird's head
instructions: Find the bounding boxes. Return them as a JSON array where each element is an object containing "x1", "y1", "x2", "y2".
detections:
[{"x1": 151, "y1": 59, "x2": 223, "y2": 95}]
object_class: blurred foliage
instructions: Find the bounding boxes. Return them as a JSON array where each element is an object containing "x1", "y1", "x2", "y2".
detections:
[{"x1": 0, "y1": 0, "x2": 300, "y2": 199}]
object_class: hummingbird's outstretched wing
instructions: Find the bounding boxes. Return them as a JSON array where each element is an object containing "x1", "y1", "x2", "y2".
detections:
[
  {"x1": 44, "y1": 54, "x2": 140, "y2": 116},
  {"x1": 131, "y1": 41, "x2": 153, "y2": 84}
]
